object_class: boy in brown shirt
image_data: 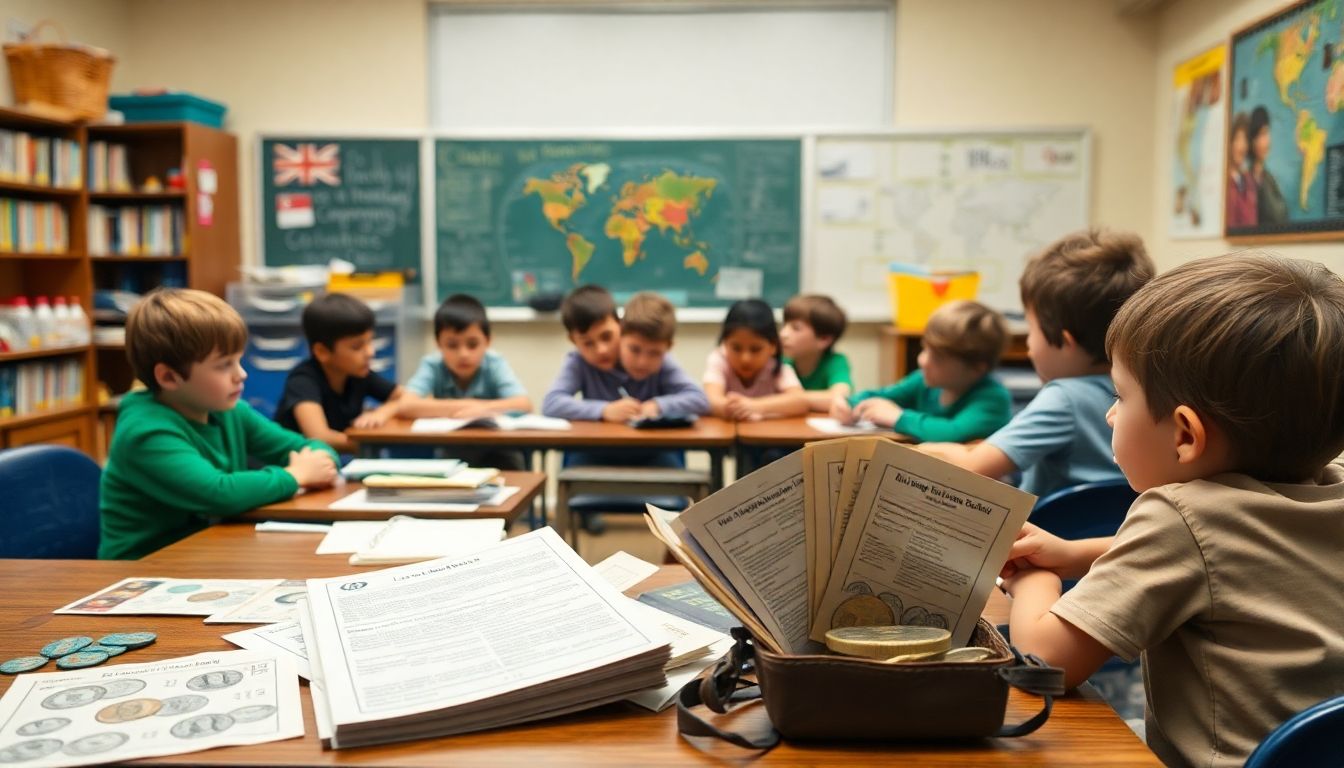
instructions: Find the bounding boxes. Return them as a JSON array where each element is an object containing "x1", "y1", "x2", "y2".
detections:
[{"x1": 1002, "y1": 253, "x2": 1344, "y2": 768}]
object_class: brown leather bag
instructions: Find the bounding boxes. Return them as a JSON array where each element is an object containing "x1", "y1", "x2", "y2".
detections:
[{"x1": 677, "y1": 620, "x2": 1065, "y2": 749}]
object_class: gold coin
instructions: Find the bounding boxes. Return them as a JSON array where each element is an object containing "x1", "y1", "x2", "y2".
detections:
[
  {"x1": 829, "y1": 594, "x2": 895, "y2": 630},
  {"x1": 825, "y1": 623, "x2": 951, "y2": 659},
  {"x1": 95, "y1": 697, "x2": 162, "y2": 724}
]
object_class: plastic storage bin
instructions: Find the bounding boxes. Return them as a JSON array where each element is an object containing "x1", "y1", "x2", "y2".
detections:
[
  {"x1": 888, "y1": 264, "x2": 980, "y2": 331},
  {"x1": 108, "y1": 92, "x2": 227, "y2": 128}
]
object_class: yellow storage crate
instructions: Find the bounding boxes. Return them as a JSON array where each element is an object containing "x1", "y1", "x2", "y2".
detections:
[{"x1": 888, "y1": 264, "x2": 980, "y2": 331}]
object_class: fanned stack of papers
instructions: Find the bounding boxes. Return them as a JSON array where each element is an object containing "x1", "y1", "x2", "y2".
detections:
[
  {"x1": 410, "y1": 414, "x2": 570, "y2": 433},
  {"x1": 301, "y1": 528, "x2": 670, "y2": 748},
  {"x1": 645, "y1": 437, "x2": 1036, "y2": 654}
]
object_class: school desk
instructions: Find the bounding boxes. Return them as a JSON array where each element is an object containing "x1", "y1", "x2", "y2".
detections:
[
  {"x1": 242, "y1": 470, "x2": 544, "y2": 527},
  {"x1": 348, "y1": 417, "x2": 738, "y2": 490},
  {"x1": 0, "y1": 529, "x2": 1160, "y2": 767}
]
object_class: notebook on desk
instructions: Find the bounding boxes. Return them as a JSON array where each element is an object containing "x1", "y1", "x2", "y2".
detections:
[{"x1": 410, "y1": 414, "x2": 571, "y2": 432}]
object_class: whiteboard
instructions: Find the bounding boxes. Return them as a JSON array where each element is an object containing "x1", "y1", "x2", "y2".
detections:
[{"x1": 804, "y1": 129, "x2": 1091, "y2": 321}]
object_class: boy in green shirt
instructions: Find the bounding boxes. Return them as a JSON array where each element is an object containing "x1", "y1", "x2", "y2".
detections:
[
  {"x1": 99, "y1": 289, "x2": 339, "y2": 559},
  {"x1": 832, "y1": 299, "x2": 1012, "y2": 443},
  {"x1": 780, "y1": 294, "x2": 853, "y2": 412}
]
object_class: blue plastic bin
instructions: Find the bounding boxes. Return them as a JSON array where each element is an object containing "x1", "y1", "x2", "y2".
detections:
[{"x1": 108, "y1": 92, "x2": 227, "y2": 128}]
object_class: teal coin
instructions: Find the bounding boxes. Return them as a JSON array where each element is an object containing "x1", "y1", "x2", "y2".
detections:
[
  {"x1": 82, "y1": 644, "x2": 126, "y2": 658},
  {"x1": 96, "y1": 632, "x2": 156, "y2": 650},
  {"x1": 39, "y1": 636, "x2": 93, "y2": 658},
  {"x1": 0, "y1": 656, "x2": 49, "y2": 674},
  {"x1": 55, "y1": 650, "x2": 109, "y2": 670}
]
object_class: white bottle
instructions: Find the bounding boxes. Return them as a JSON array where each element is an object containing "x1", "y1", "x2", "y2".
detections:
[
  {"x1": 33, "y1": 296, "x2": 55, "y2": 348},
  {"x1": 10, "y1": 296, "x2": 37, "y2": 350},
  {"x1": 67, "y1": 296, "x2": 90, "y2": 345},
  {"x1": 52, "y1": 296, "x2": 71, "y2": 347}
]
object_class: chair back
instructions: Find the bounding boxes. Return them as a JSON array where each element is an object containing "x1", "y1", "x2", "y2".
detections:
[
  {"x1": 1030, "y1": 479, "x2": 1137, "y2": 540},
  {"x1": 1245, "y1": 694, "x2": 1344, "y2": 768},
  {"x1": 0, "y1": 444, "x2": 101, "y2": 558}
]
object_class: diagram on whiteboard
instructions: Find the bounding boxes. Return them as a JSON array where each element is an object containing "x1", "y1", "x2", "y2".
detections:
[{"x1": 810, "y1": 133, "x2": 1088, "y2": 319}]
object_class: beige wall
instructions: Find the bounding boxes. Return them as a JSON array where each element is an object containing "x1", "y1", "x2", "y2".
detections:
[
  {"x1": 5, "y1": 0, "x2": 1164, "y2": 398},
  {"x1": 1151, "y1": 0, "x2": 1344, "y2": 274}
]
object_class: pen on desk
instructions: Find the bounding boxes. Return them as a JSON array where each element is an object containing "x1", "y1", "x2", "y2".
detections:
[{"x1": 618, "y1": 386, "x2": 631, "y2": 399}]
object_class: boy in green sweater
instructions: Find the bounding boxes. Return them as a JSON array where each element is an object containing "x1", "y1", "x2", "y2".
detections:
[
  {"x1": 780, "y1": 294, "x2": 853, "y2": 412},
  {"x1": 99, "y1": 289, "x2": 338, "y2": 559},
  {"x1": 831, "y1": 300, "x2": 1012, "y2": 442}
]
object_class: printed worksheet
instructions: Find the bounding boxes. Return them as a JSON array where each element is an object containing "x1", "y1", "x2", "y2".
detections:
[
  {"x1": 55, "y1": 579, "x2": 283, "y2": 617},
  {"x1": 205, "y1": 581, "x2": 307, "y2": 625},
  {"x1": 222, "y1": 621, "x2": 311, "y2": 680},
  {"x1": 0, "y1": 650, "x2": 302, "y2": 767}
]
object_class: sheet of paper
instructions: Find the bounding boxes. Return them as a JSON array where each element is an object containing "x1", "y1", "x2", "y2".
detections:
[
  {"x1": 314, "y1": 521, "x2": 388, "y2": 555},
  {"x1": 623, "y1": 597, "x2": 729, "y2": 669},
  {"x1": 55, "y1": 579, "x2": 282, "y2": 616},
  {"x1": 254, "y1": 521, "x2": 331, "y2": 533},
  {"x1": 593, "y1": 551, "x2": 660, "y2": 592},
  {"x1": 810, "y1": 440, "x2": 1035, "y2": 647},
  {"x1": 205, "y1": 580, "x2": 308, "y2": 624},
  {"x1": 326, "y1": 486, "x2": 519, "y2": 513},
  {"x1": 623, "y1": 637, "x2": 734, "y2": 712},
  {"x1": 672, "y1": 451, "x2": 819, "y2": 654},
  {"x1": 831, "y1": 437, "x2": 884, "y2": 563},
  {"x1": 296, "y1": 602, "x2": 333, "y2": 745},
  {"x1": 348, "y1": 517, "x2": 506, "y2": 565},
  {"x1": 806, "y1": 416, "x2": 884, "y2": 435},
  {"x1": 222, "y1": 620, "x2": 312, "y2": 680},
  {"x1": 303, "y1": 527, "x2": 668, "y2": 732},
  {"x1": 0, "y1": 650, "x2": 302, "y2": 767},
  {"x1": 806, "y1": 439, "x2": 847, "y2": 618}
]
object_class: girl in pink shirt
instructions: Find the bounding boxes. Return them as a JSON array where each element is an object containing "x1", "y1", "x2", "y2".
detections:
[{"x1": 704, "y1": 299, "x2": 808, "y2": 422}]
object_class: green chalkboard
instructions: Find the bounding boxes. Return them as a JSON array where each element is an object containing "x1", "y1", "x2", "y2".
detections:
[
  {"x1": 434, "y1": 139, "x2": 801, "y2": 307},
  {"x1": 260, "y1": 137, "x2": 421, "y2": 280}
]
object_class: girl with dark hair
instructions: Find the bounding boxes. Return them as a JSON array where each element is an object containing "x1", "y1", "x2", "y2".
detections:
[{"x1": 703, "y1": 299, "x2": 808, "y2": 422}]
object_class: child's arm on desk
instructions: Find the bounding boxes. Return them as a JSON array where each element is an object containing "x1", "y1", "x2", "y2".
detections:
[
  {"x1": 1002, "y1": 569, "x2": 1114, "y2": 689},
  {"x1": 292, "y1": 402, "x2": 355, "y2": 452},
  {"x1": 352, "y1": 386, "x2": 405, "y2": 430},
  {"x1": 804, "y1": 383, "x2": 850, "y2": 413},
  {"x1": 917, "y1": 440, "x2": 1017, "y2": 479},
  {"x1": 541, "y1": 356, "x2": 606, "y2": 421},
  {"x1": 397, "y1": 393, "x2": 531, "y2": 419},
  {"x1": 728, "y1": 390, "x2": 809, "y2": 421}
]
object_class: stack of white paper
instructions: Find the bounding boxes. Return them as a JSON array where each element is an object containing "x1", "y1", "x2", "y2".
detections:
[{"x1": 314, "y1": 516, "x2": 507, "y2": 566}]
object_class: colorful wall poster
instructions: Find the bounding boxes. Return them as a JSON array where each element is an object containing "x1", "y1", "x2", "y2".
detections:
[{"x1": 1172, "y1": 45, "x2": 1226, "y2": 238}]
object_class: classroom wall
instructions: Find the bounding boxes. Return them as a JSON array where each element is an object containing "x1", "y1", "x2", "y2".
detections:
[
  {"x1": 3, "y1": 0, "x2": 1163, "y2": 398},
  {"x1": 1151, "y1": 0, "x2": 1344, "y2": 274}
]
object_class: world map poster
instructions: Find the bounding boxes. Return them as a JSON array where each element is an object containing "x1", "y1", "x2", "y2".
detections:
[{"x1": 1228, "y1": 0, "x2": 1344, "y2": 238}]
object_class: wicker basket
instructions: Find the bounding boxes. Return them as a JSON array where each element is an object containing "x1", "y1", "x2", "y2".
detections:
[{"x1": 4, "y1": 21, "x2": 115, "y2": 121}]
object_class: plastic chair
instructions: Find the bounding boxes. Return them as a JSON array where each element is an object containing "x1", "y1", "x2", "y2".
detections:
[
  {"x1": 1245, "y1": 694, "x2": 1344, "y2": 768},
  {"x1": 0, "y1": 444, "x2": 101, "y2": 558},
  {"x1": 1029, "y1": 479, "x2": 1138, "y2": 540}
]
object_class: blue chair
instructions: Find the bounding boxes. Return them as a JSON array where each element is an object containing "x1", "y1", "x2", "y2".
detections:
[
  {"x1": 0, "y1": 445, "x2": 101, "y2": 558},
  {"x1": 1245, "y1": 694, "x2": 1344, "y2": 768},
  {"x1": 1030, "y1": 479, "x2": 1138, "y2": 540}
]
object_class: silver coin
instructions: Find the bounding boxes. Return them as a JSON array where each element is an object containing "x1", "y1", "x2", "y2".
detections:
[
  {"x1": 62, "y1": 732, "x2": 128, "y2": 756},
  {"x1": 0, "y1": 738, "x2": 62, "y2": 762},
  {"x1": 170, "y1": 713, "x2": 234, "y2": 739},
  {"x1": 185, "y1": 670, "x2": 242, "y2": 691},
  {"x1": 40, "y1": 685, "x2": 106, "y2": 710},
  {"x1": 229, "y1": 704, "x2": 277, "y2": 723},
  {"x1": 99, "y1": 679, "x2": 146, "y2": 699},
  {"x1": 15, "y1": 718, "x2": 70, "y2": 737},
  {"x1": 156, "y1": 694, "x2": 210, "y2": 717}
]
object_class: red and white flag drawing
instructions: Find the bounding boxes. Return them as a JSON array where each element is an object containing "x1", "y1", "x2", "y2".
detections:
[
  {"x1": 273, "y1": 143, "x2": 341, "y2": 187},
  {"x1": 276, "y1": 192, "x2": 315, "y2": 229}
]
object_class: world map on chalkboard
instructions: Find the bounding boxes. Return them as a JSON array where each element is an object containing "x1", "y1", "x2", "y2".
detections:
[
  {"x1": 523, "y1": 163, "x2": 717, "y2": 281},
  {"x1": 435, "y1": 139, "x2": 801, "y2": 308}
]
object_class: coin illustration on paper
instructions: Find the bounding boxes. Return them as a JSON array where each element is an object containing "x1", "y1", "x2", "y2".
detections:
[
  {"x1": 156, "y1": 694, "x2": 210, "y2": 717},
  {"x1": 99, "y1": 679, "x2": 147, "y2": 699},
  {"x1": 0, "y1": 738, "x2": 63, "y2": 762},
  {"x1": 170, "y1": 713, "x2": 235, "y2": 739},
  {"x1": 62, "y1": 732, "x2": 129, "y2": 756},
  {"x1": 185, "y1": 670, "x2": 243, "y2": 691},
  {"x1": 41, "y1": 685, "x2": 106, "y2": 710},
  {"x1": 185, "y1": 591, "x2": 231, "y2": 603},
  {"x1": 96, "y1": 698, "x2": 163, "y2": 723},
  {"x1": 229, "y1": 705, "x2": 277, "y2": 723},
  {"x1": 15, "y1": 718, "x2": 71, "y2": 736},
  {"x1": 831, "y1": 582, "x2": 896, "y2": 628}
]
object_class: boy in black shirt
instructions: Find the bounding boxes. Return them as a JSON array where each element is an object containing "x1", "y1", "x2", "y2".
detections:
[{"x1": 275, "y1": 293, "x2": 403, "y2": 452}]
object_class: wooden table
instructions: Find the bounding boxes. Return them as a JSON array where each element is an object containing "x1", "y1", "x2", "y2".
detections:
[
  {"x1": 241, "y1": 471, "x2": 544, "y2": 528},
  {"x1": 349, "y1": 417, "x2": 739, "y2": 489},
  {"x1": 0, "y1": 529, "x2": 1159, "y2": 766}
]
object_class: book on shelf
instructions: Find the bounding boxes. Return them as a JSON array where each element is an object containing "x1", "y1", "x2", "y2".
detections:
[
  {"x1": 87, "y1": 140, "x2": 132, "y2": 192},
  {"x1": 0, "y1": 198, "x2": 68, "y2": 253},
  {"x1": 0, "y1": 130, "x2": 82, "y2": 188},
  {"x1": 644, "y1": 437, "x2": 1035, "y2": 654},
  {"x1": 0, "y1": 357, "x2": 85, "y2": 418},
  {"x1": 88, "y1": 204, "x2": 186, "y2": 256},
  {"x1": 302, "y1": 527, "x2": 670, "y2": 748}
]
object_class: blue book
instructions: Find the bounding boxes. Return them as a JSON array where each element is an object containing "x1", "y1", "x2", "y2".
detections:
[{"x1": 637, "y1": 580, "x2": 738, "y2": 634}]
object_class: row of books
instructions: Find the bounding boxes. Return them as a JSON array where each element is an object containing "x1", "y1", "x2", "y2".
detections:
[
  {"x1": 87, "y1": 141, "x2": 133, "y2": 193},
  {"x1": 0, "y1": 358, "x2": 85, "y2": 419},
  {"x1": 89, "y1": 204, "x2": 187, "y2": 257},
  {"x1": 0, "y1": 130, "x2": 82, "y2": 189},
  {"x1": 0, "y1": 198, "x2": 69, "y2": 253}
]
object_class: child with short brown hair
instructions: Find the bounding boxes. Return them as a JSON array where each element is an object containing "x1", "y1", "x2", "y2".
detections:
[
  {"x1": 101, "y1": 288, "x2": 338, "y2": 559},
  {"x1": 1003, "y1": 253, "x2": 1344, "y2": 767},
  {"x1": 780, "y1": 293, "x2": 852, "y2": 411}
]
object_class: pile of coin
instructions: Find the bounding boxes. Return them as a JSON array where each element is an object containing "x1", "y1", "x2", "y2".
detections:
[{"x1": 0, "y1": 632, "x2": 157, "y2": 674}]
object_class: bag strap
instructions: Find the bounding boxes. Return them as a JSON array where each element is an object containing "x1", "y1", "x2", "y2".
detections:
[
  {"x1": 994, "y1": 647, "x2": 1066, "y2": 737},
  {"x1": 675, "y1": 628, "x2": 780, "y2": 750}
]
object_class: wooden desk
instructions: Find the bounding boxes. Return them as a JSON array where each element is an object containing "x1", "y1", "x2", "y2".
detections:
[
  {"x1": 241, "y1": 471, "x2": 544, "y2": 527},
  {"x1": 0, "y1": 531, "x2": 1158, "y2": 766},
  {"x1": 349, "y1": 417, "x2": 739, "y2": 489}
]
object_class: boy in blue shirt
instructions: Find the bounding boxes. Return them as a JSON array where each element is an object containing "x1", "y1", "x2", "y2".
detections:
[{"x1": 920, "y1": 229, "x2": 1154, "y2": 497}]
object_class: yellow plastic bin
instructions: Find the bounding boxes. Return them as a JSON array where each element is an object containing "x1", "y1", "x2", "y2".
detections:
[{"x1": 888, "y1": 264, "x2": 980, "y2": 331}]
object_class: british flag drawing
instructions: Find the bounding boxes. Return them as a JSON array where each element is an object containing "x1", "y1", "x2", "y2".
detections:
[{"x1": 273, "y1": 143, "x2": 341, "y2": 187}]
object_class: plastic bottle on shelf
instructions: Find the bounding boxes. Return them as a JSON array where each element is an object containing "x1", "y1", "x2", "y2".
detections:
[
  {"x1": 68, "y1": 296, "x2": 91, "y2": 345},
  {"x1": 10, "y1": 296, "x2": 38, "y2": 350},
  {"x1": 33, "y1": 296, "x2": 55, "y2": 348},
  {"x1": 52, "y1": 296, "x2": 72, "y2": 347}
]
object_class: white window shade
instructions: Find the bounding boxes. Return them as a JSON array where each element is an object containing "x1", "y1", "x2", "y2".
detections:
[{"x1": 428, "y1": 4, "x2": 893, "y2": 130}]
